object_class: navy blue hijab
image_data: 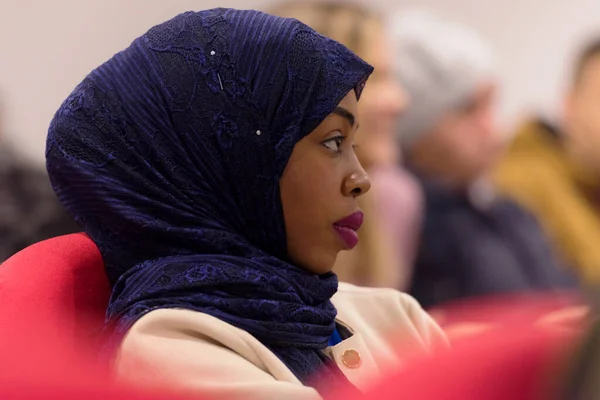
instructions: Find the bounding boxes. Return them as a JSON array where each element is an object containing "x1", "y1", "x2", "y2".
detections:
[{"x1": 46, "y1": 8, "x2": 372, "y2": 390}]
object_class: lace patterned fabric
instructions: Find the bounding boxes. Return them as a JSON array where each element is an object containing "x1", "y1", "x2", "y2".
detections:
[{"x1": 45, "y1": 9, "x2": 372, "y2": 392}]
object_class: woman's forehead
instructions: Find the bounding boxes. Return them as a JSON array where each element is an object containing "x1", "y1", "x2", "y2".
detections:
[
  {"x1": 336, "y1": 91, "x2": 360, "y2": 121},
  {"x1": 338, "y1": 91, "x2": 359, "y2": 108}
]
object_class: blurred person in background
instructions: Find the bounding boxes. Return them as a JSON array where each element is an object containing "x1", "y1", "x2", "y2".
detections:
[
  {"x1": 0, "y1": 100, "x2": 79, "y2": 263},
  {"x1": 270, "y1": 0, "x2": 422, "y2": 290},
  {"x1": 392, "y1": 10, "x2": 575, "y2": 309},
  {"x1": 496, "y1": 38, "x2": 600, "y2": 285}
]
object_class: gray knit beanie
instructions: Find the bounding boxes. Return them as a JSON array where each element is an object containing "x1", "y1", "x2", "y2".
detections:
[{"x1": 390, "y1": 10, "x2": 496, "y2": 149}]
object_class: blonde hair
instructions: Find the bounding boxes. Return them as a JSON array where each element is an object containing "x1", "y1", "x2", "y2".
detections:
[
  {"x1": 268, "y1": 1, "x2": 399, "y2": 288},
  {"x1": 268, "y1": 1, "x2": 380, "y2": 60}
]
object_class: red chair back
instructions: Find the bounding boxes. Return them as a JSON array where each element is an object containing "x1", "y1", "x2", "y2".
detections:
[{"x1": 0, "y1": 233, "x2": 110, "y2": 348}]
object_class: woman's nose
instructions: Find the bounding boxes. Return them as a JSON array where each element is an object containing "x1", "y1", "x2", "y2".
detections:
[{"x1": 343, "y1": 167, "x2": 371, "y2": 198}]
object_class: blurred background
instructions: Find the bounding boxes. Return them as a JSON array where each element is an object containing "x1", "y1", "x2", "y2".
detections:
[{"x1": 1, "y1": 0, "x2": 599, "y2": 162}]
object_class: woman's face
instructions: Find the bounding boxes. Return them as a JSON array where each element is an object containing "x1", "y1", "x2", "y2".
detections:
[
  {"x1": 280, "y1": 91, "x2": 371, "y2": 274},
  {"x1": 355, "y1": 23, "x2": 408, "y2": 168}
]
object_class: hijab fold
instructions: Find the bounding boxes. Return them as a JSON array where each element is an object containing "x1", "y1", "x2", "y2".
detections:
[{"x1": 46, "y1": 8, "x2": 372, "y2": 389}]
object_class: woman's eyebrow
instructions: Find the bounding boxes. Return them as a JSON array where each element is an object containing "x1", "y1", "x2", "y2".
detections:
[{"x1": 332, "y1": 106, "x2": 356, "y2": 127}]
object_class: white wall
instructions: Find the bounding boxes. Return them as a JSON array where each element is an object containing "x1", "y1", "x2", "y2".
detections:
[{"x1": 1, "y1": 0, "x2": 600, "y2": 163}]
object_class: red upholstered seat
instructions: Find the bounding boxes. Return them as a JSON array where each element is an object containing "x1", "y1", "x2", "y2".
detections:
[
  {"x1": 0, "y1": 234, "x2": 209, "y2": 399},
  {"x1": 0, "y1": 233, "x2": 110, "y2": 348}
]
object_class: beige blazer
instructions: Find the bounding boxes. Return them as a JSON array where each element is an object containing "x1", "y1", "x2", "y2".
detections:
[{"x1": 115, "y1": 283, "x2": 447, "y2": 400}]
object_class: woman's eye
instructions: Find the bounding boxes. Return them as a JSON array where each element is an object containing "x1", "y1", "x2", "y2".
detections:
[{"x1": 322, "y1": 136, "x2": 345, "y2": 153}]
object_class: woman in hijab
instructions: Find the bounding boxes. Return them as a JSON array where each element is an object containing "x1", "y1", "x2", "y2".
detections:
[{"x1": 46, "y1": 9, "x2": 445, "y2": 400}]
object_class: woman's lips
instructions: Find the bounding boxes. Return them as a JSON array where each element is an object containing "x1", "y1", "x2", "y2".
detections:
[{"x1": 333, "y1": 211, "x2": 364, "y2": 250}]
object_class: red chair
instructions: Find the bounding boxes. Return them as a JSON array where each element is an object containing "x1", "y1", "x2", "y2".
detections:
[
  {"x1": 0, "y1": 233, "x2": 110, "y2": 350},
  {"x1": 0, "y1": 235, "x2": 208, "y2": 399}
]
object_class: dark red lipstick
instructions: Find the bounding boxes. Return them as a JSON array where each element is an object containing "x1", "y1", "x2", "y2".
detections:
[{"x1": 333, "y1": 211, "x2": 364, "y2": 249}]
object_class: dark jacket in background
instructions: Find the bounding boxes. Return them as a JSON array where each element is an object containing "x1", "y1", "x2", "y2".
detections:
[
  {"x1": 409, "y1": 176, "x2": 576, "y2": 309},
  {"x1": 0, "y1": 147, "x2": 79, "y2": 262}
]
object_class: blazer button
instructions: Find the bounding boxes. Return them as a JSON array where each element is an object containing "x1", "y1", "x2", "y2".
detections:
[{"x1": 341, "y1": 349, "x2": 362, "y2": 369}]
